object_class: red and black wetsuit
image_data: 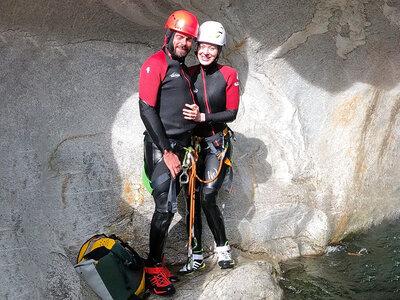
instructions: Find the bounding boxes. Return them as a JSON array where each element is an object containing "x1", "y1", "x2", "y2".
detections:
[
  {"x1": 187, "y1": 62, "x2": 239, "y2": 248},
  {"x1": 189, "y1": 63, "x2": 239, "y2": 137},
  {"x1": 139, "y1": 47, "x2": 196, "y2": 264},
  {"x1": 139, "y1": 48, "x2": 197, "y2": 151}
]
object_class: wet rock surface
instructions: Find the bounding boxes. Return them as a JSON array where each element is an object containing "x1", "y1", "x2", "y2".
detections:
[{"x1": 160, "y1": 257, "x2": 283, "y2": 300}]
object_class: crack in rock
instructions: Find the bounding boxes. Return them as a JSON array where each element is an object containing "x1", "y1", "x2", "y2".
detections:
[
  {"x1": 48, "y1": 39, "x2": 154, "y2": 48},
  {"x1": 268, "y1": 0, "x2": 370, "y2": 60}
]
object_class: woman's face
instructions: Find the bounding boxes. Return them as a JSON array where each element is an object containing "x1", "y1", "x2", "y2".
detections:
[{"x1": 197, "y1": 42, "x2": 218, "y2": 66}]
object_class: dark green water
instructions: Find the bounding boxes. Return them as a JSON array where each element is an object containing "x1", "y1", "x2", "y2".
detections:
[{"x1": 278, "y1": 219, "x2": 400, "y2": 300}]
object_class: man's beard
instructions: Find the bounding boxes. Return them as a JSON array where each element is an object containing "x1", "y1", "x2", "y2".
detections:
[{"x1": 173, "y1": 46, "x2": 189, "y2": 58}]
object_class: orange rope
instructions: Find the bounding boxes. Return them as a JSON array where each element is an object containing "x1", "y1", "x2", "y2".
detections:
[
  {"x1": 187, "y1": 153, "x2": 197, "y2": 250},
  {"x1": 195, "y1": 148, "x2": 226, "y2": 184},
  {"x1": 186, "y1": 147, "x2": 228, "y2": 250}
]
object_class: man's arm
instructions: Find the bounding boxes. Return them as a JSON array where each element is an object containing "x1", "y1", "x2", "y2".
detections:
[
  {"x1": 139, "y1": 52, "x2": 181, "y2": 178},
  {"x1": 139, "y1": 99, "x2": 171, "y2": 152},
  {"x1": 140, "y1": 100, "x2": 181, "y2": 178},
  {"x1": 139, "y1": 52, "x2": 171, "y2": 152}
]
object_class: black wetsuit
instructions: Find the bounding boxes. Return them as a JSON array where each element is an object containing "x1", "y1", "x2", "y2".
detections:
[
  {"x1": 139, "y1": 47, "x2": 196, "y2": 265},
  {"x1": 188, "y1": 62, "x2": 239, "y2": 248}
]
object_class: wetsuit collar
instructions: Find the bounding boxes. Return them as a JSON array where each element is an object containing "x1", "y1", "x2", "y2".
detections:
[{"x1": 200, "y1": 61, "x2": 218, "y2": 73}]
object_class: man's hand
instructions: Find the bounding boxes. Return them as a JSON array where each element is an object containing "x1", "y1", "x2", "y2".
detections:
[
  {"x1": 163, "y1": 150, "x2": 181, "y2": 179},
  {"x1": 183, "y1": 104, "x2": 205, "y2": 122}
]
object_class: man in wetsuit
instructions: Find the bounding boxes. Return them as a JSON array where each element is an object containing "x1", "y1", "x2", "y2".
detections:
[{"x1": 138, "y1": 10, "x2": 199, "y2": 296}]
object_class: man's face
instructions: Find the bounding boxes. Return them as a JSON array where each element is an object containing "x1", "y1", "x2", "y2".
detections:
[{"x1": 172, "y1": 32, "x2": 193, "y2": 58}]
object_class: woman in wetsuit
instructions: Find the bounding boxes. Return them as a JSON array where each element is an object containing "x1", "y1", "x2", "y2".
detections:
[{"x1": 180, "y1": 21, "x2": 240, "y2": 273}]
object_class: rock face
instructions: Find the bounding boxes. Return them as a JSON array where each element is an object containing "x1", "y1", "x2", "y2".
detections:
[
  {"x1": 1, "y1": 0, "x2": 400, "y2": 298},
  {"x1": 147, "y1": 257, "x2": 283, "y2": 300},
  {"x1": 195, "y1": 261, "x2": 283, "y2": 300}
]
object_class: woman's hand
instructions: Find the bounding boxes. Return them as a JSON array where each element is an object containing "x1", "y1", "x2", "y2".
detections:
[{"x1": 183, "y1": 104, "x2": 205, "y2": 122}]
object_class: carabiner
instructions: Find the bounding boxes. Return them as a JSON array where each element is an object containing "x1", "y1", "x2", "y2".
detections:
[{"x1": 180, "y1": 168, "x2": 189, "y2": 184}]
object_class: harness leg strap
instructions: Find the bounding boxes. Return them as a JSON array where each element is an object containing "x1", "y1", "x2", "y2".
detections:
[{"x1": 167, "y1": 178, "x2": 177, "y2": 213}]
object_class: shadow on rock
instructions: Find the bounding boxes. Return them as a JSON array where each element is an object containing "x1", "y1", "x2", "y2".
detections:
[{"x1": 224, "y1": 132, "x2": 272, "y2": 250}]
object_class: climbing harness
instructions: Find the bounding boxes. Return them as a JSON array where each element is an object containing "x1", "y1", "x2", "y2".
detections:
[{"x1": 196, "y1": 127, "x2": 235, "y2": 192}]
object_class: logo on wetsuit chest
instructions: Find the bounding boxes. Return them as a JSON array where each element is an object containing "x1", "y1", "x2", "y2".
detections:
[{"x1": 169, "y1": 72, "x2": 181, "y2": 78}]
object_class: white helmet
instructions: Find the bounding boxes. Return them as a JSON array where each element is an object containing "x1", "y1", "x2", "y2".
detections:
[{"x1": 197, "y1": 21, "x2": 226, "y2": 46}]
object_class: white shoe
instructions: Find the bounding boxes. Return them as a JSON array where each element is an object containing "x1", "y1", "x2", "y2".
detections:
[
  {"x1": 215, "y1": 244, "x2": 235, "y2": 269},
  {"x1": 179, "y1": 253, "x2": 205, "y2": 275}
]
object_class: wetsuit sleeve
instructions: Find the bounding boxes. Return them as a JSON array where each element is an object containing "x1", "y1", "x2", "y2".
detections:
[
  {"x1": 205, "y1": 67, "x2": 239, "y2": 123},
  {"x1": 139, "y1": 52, "x2": 171, "y2": 151},
  {"x1": 139, "y1": 99, "x2": 171, "y2": 151},
  {"x1": 204, "y1": 109, "x2": 237, "y2": 123}
]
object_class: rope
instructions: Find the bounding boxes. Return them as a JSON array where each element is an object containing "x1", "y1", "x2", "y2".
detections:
[
  {"x1": 187, "y1": 152, "x2": 196, "y2": 252},
  {"x1": 195, "y1": 149, "x2": 226, "y2": 184},
  {"x1": 183, "y1": 145, "x2": 229, "y2": 269}
]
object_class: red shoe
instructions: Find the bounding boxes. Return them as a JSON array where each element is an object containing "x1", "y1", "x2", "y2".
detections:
[
  {"x1": 162, "y1": 255, "x2": 179, "y2": 282},
  {"x1": 144, "y1": 266, "x2": 175, "y2": 295}
]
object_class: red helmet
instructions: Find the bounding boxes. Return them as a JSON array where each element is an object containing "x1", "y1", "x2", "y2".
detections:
[{"x1": 165, "y1": 10, "x2": 199, "y2": 38}]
